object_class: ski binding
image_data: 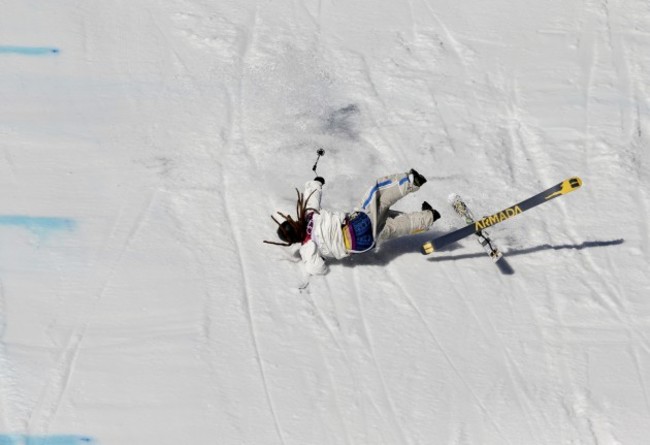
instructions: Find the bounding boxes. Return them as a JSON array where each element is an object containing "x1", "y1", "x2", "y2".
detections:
[{"x1": 449, "y1": 193, "x2": 503, "y2": 262}]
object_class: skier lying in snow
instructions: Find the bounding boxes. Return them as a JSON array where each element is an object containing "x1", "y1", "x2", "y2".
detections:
[{"x1": 265, "y1": 169, "x2": 441, "y2": 275}]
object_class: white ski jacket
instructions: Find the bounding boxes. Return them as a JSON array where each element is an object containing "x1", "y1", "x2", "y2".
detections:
[{"x1": 299, "y1": 180, "x2": 349, "y2": 275}]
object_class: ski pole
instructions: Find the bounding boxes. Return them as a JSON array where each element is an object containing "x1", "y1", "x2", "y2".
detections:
[{"x1": 312, "y1": 148, "x2": 325, "y2": 175}]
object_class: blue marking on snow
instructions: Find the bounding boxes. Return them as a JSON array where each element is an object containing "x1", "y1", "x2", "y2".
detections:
[
  {"x1": 0, "y1": 215, "x2": 76, "y2": 236},
  {"x1": 0, "y1": 436, "x2": 95, "y2": 445},
  {"x1": 0, "y1": 46, "x2": 60, "y2": 56}
]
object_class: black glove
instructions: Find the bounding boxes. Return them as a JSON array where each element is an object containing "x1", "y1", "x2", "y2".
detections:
[{"x1": 314, "y1": 176, "x2": 325, "y2": 185}]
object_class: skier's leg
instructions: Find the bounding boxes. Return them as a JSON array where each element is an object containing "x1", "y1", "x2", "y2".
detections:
[
  {"x1": 358, "y1": 172, "x2": 420, "y2": 228},
  {"x1": 377, "y1": 210, "x2": 434, "y2": 241}
]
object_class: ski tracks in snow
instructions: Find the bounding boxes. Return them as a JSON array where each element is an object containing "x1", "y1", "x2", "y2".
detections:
[
  {"x1": 25, "y1": 190, "x2": 161, "y2": 432},
  {"x1": 169, "y1": 1, "x2": 293, "y2": 441},
  {"x1": 0, "y1": 278, "x2": 20, "y2": 430},
  {"x1": 300, "y1": 288, "x2": 355, "y2": 445},
  {"x1": 222, "y1": 190, "x2": 288, "y2": 445},
  {"x1": 560, "y1": 0, "x2": 650, "y2": 394},
  {"x1": 349, "y1": 268, "x2": 412, "y2": 445},
  {"x1": 386, "y1": 267, "x2": 515, "y2": 444}
]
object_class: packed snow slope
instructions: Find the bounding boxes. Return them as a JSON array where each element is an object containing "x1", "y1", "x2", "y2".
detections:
[{"x1": 1, "y1": 0, "x2": 649, "y2": 444}]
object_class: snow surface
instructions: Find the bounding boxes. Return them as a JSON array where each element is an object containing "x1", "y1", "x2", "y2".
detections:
[{"x1": 1, "y1": 0, "x2": 649, "y2": 443}]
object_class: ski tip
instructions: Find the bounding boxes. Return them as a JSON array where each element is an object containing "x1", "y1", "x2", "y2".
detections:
[
  {"x1": 422, "y1": 241, "x2": 435, "y2": 255},
  {"x1": 447, "y1": 193, "x2": 461, "y2": 204},
  {"x1": 545, "y1": 177, "x2": 583, "y2": 200},
  {"x1": 559, "y1": 177, "x2": 583, "y2": 194}
]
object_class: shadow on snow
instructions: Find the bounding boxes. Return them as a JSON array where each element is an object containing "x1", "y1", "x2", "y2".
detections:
[{"x1": 338, "y1": 236, "x2": 625, "y2": 276}]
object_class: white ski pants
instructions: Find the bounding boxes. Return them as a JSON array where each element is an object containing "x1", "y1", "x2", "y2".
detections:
[{"x1": 358, "y1": 172, "x2": 434, "y2": 242}]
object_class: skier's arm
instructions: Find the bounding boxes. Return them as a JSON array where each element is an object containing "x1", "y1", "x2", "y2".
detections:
[
  {"x1": 303, "y1": 178, "x2": 324, "y2": 212},
  {"x1": 299, "y1": 240, "x2": 328, "y2": 275},
  {"x1": 300, "y1": 177, "x2": 327, "y2": 275}
]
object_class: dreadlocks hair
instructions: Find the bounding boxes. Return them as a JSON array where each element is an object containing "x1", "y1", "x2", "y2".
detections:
[{"x1": 264, "y1": 188, "x2": 320, "y2": 246}]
